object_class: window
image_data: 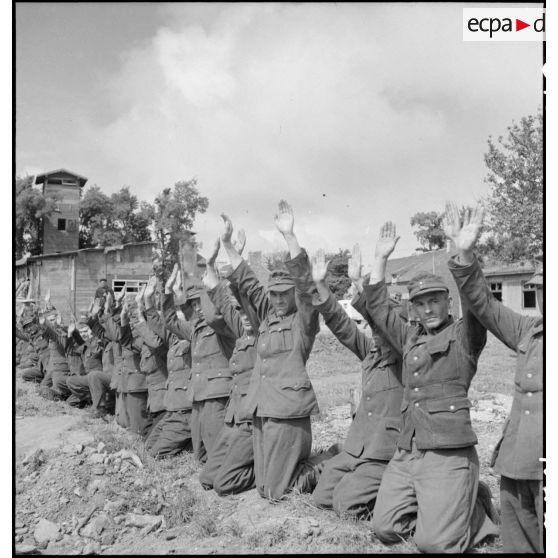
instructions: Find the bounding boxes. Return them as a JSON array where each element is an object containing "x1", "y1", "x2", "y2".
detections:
[
  {"x1": 490, "y1": 282, "x2": 502, "y2": 301},
  {"x1": 112, "y1": 279, "x2": 147, "y2": 294},
  {"x1": 57, "y1": 218, "x2": 67, "y2": 231},
  {"x1": 522, "y1": 281, "x2": 537, "y2": 309}
]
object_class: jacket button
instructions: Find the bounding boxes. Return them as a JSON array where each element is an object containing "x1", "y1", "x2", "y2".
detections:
[
  {"x1": 527, "y1": 392, "x2": 532, "y2": 397},
  {"x1": 414, "y1": 402, "x2": 419, "y2": 407},
  {"x1": 366, "y1": 396, "x2": 370, "y2": 401},
  {"x1": 413, "y1": 372, "x2": 419, "y2": 376},
  {"x1": 218, "y1": 372, "x2": 221, "y2": 376},
  {"x1": 525, "y1": 410, "x2": 530, "y2": 415},
  {"x1": 449, "y1": 405, "x2": 455, "y2": 411},
  {"x1": 278, "y1": 328, "x2": 282, "y2": 331},
  {"x1": 413, "y1": 356, "x2": 418, "y2": 361},
  {"x1": 527, "y1": 373, "x2": 533, "y2": 378},
  {"x1": 414, "y1": 387, "x2": 419, "y2": 392},
  {"x1": 367, "y1": 412, "x2": 372, "y2": 416},
  {"x1": 261, "y1": 375, "x2": 265, "y2": 379},
  {"x1": 196, "y1": 373, "x2": 200, "y2": 377}
]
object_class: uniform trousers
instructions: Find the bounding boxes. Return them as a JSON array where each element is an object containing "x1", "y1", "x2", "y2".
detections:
[
  {"x1": 372, "y1": 443, "x2": 499, "y2": 553},
  {"x1": 51, "y1": 371, "x2": 71, "y2": 399},
  {"x1": 118, "y1": 392, "x2": 152, "y2": 438},
  {"x1": 87, "y1": 370, "x2": 114, "y2": 410},
  {"x1": 313, "y1": 451, "x2": 387, "y2": 518},
  {"x1": 500, "y1": 476, "x2": 543, "y2": 553},
  {"x1": 199, "y1": 421, "x2": 255, "y2": 495},
  {"x1": 66, "y1": 374, "x2": 93, "y2": 404},
  {"x1": 253, "y1": 415, "x2": 312, "y2": 501},
  {"x1": 19, "y1": 366, "x2": 43, "y2": 383},
  {"x1": 191, "y1": 398, "x2": 227, "y2": 464},
  {"x1": 145, "y1": 410, "x2": 192, "y2": 458}
]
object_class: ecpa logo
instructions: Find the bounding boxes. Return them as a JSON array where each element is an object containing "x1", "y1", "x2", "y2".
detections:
[{"x1": 463, "y1": 8, "x2": 545, "y2": 42}]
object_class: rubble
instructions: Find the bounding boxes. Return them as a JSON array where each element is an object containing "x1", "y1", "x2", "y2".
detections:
[{"x1": 33, "y1": 518, "x2": 62, "y2": 547}]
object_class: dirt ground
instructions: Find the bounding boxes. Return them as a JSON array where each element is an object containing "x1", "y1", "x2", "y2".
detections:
[{"x1": 14, "y1": 332, "x2": 515, "y2": 555}]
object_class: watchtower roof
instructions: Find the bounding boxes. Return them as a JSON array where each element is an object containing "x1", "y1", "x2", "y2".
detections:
[{"x1": 35, "y1": 169, "x2": 88, "y2": 188}]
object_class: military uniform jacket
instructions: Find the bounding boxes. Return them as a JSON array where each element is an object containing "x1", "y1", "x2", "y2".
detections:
[
  {"x1": 16, "y1": 327, "x2": 48, "y2": 369},
  {"x1": 163, "y1": 292, "x2": 236, "y2": 403},
  {"x1": 88, "y1": 316, "x2": 116, "y2": 380},
  {"x1": 41, "y1": 323, "x2": 74, "y2": 375},
  {"x1": 68, "y1": 331, "x2": 105, "y2": 372},
  {"x1": 119, "y1": 323, "x2": 147, "y2": 393},
  {"x1": 94, "y1": 310, "x2": 124, "y2": 391},
  {"x1": 449, "y1": 256, "x2": 543, "y2": 480},
  {"x1": 145, "y1": 307, "x2": 193, "y2": 412},
  {"x1": 316, "y1": 291, "x2": 404, "y2": 461},
  {"x1": 364, "y1": 279, "x2": 486, "y2": 451},
  {"x1": 208, "y1": 281, "x2": 257, "y2": 424},
  {"x1": 134, "y1": 320, "x2": 169, "y2": 413},
  {"x1": 228, "y1": 250, "x2": 320, "y2": 419}
]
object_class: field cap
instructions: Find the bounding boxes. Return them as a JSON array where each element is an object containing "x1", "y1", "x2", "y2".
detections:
[
  {"x1": 22, "y1": 315, "x2": 35, "y2": 327},
  {"x1": 185, "y1": 284, "x2": 203, "y2": 301},
  {"x1": 267, "y1": 270, "x2": 295, "y2": 292},
  {"x1": 78, "y1": 313, "x2": 90, "y2": 327},
  {"x1": 408, "y1": 272, "x2": 449, "y2": 301}
]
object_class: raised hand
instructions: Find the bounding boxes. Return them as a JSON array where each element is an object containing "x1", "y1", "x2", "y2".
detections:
[
  {"x1": 44, "y1": 288, "x2": 51, "y2": 305},
  {"x1": 90, "y1": 297, "x2": 102, "y2": 317},
  {"x1": 274, "y1": 200, "x2": 294, "y2": 236},
  {"x1": 165, "y1": 263, "x2": 179, "y2": 294},
  {"x1": 207, "y1": 238, "x2": 221, "y2": 267},
  {"x1": 348, "y1": 244, "x2": 363, "y2": 283},
  {"x1": 220, "y1": 213, "x2": 234, "y2": 244},
  {"x1": 104, "y1": 292, "x2": 113, "y2": 314},
  {"x1": 375, "y1": 222, "x2": 400, "y2": 260},
  {"x1": 311, "y1": 249, "x2": 330, "y2": 283},
  {"x1": 233, "y1": 229, "x2": 246, "y2": 256},
  {"x1": 67, "y1": 320, "x2": 76, "y2": 337},
  {"x1": 136, "y1": 283, "x2": 146, "y2": 312},
  {"x1": 443, "y1": 201, "x2": 484, "y2": 254},
  {"x1": 173, "y1": 266, "x2": 183, "y2": 297},
  {"x1": 115, "y1": 286, "x2": 127, "y2": 304},
  {"x1": 38, "y1": 312, "x2": 46, "y2": 326},
  {"x1": 144, "y1": 276, "x2": 157, "y2": 300},
  {"x1": 55, "y1": 312, "x2": 62, "y2": 326}
]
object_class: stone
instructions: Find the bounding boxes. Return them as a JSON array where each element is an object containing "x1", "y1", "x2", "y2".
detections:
[
  {"x1": 60, "y1": 496, "x2": 70, "y2": 505},
  {"x1": 34, "y1": 518, "x2": 62, "y2": 546},
  {"x1": 15, "y1": 519, "x2": 25, "y2": 529},
  {"x1": 74, "y1": 487, "x2": 82, "y2": 497},
  {"x1": 104, "y1": 499, "x2": 125, "y2": 514},
  {"x1": 22, "y1": 448, "x2": 47, "y2": 467},
  {"x1": 15, "y1": 527, "x2": 28, "y2": 535},
  {"x1": 125, "y1": 513, "x2": 163, "y2": 531},
  {"x1": 62, "y1": 445, "x2": 77, "y2": 455},
  {"x1": 76, "y1": 444, "x2": 84, "y2": 454},
  {"x1": 100, "y1": 531, "x2": 116, "y2": 546},
  {"x1": 96, "y1": 442, "x2": 106, "y2": 453},
  {"x1": 113, "y1": 515, "x2": 126, "y2": 525},
  {"x1": 14, "y1": 543, "x2": 37, "y2": 554},
  {"x1": 83, "y1": 541, "x2": 101, "y2": 555},
  {"x1": 88, "y1": 453, "x2": 105, "y2": 464},
  {"x1": 91, "y1": 464, "x2": 105, "y2": 476}
]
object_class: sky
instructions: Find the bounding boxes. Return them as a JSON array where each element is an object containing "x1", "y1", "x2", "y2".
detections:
[{"x1": 15, "y1": 2, "x2": 543, "y2": 265}]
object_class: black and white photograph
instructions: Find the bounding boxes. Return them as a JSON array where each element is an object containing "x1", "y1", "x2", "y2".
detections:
[{"x1": 14, "y1": 2, "x2": 545, "y2": 554}]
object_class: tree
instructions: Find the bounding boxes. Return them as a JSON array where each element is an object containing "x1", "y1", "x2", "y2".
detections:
[
  {"x1": 15, "y1": 175, "x2": 58, "y2": 259},
  {"x1": 324, "y1": 248, "x2": 352, "y2": 299},
  {"x1": 79, "y1": 186, "x2": 153, "y2": 248},
  {"x1": 263, "y1": 250, "x2": 289, "y2": 272},
  {"x1": 481, "y1": 110, "x2": 542, "y2": 262},
  {"x1": 151, "y1": 179, "x2": 209, "y2": 277},
  {"x1": 410, "y1": 211, "x2": 446, "y2": 252}
]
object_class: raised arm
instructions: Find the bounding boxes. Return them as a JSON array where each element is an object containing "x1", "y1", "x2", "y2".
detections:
[
  {"x1": 207, "y1": 281, "x2": 244, "y2": 339},
  {"x1": 445, "y1": 201, "x2": 535, "y2": 350},
  {"x1": 311, "y1": 251, "x2": 370, "y2": 360},
  {"x1": 162, "y1": 291, "x2": 192, "y2": 340},
  {"x1": 363, "y1": 222, "x2": 407, "y2": 353},
  {"x1": 275, "y1": 200, "x2": 302, "y2": 259}
]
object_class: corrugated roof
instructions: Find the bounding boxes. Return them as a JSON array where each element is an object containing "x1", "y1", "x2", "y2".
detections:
[
  {"x1": 386, "y1": 248, "x2": 450, "y2": 283},
  {"x1": 34, "y1": 168, "x2": 88, "y2": 188},
  {"x1": 15, "y1": 241, "x2": 157, "y2": 265}
]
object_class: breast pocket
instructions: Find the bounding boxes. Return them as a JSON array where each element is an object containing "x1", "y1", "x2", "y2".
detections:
[{"x1": 267, "y1": 324, "x2": 294, "y2": 354}]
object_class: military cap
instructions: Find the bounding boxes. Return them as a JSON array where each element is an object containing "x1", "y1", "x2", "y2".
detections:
[
  {"x1": 77, "y1": 313, "x2": 90, "y2": 327},
  {"x1": 267, "y1": 269, "x2": 295, "y2": 292},
  {"x1": 407, "y1": 272, "x2": 449, "y2": 301},
  {"x1": 185, "y1": 284, "x2": 203, "y2": 301},
  {"x1": 21, "y1": 315, "x2": 35, "y2": 327}
]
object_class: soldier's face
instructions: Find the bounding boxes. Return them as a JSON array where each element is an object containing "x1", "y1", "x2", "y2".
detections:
[
  {"x1": 79, "y1": 326, "x2": 92, "y2": 341},
  {"x1": 240, "y1": 311, "x2": 253, "y2": 334},
  {"x1": 190, "y1": 298, "x2": 203, "y2": 321},
  {"x1": 411, "y1": 292, "x2": 450, "y2": 331},
  {"x1": 269, "y1": 288, "x2": 296, "y2": 317}
]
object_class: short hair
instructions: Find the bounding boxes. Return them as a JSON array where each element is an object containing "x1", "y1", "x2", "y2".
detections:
[{"x1": 99, "y1": 278, "x2": 107, "y2": 283}]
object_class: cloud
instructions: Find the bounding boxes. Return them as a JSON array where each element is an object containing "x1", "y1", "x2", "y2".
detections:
[{"x1": 78, "y1": 3, "x2": 541, "y2": 256}]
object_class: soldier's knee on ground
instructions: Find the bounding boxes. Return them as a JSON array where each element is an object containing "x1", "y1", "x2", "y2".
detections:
[
  {"x1": 372, "y1": 516, "x2": 406, "y2": 544},
  {"x1": 413, "y1": 531, "x2": 459, "y2": 554}
]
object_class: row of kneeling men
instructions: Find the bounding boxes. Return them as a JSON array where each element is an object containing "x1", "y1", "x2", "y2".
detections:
[{"x1": 15, "y1": 200, "x2": 543, "y2": 554}]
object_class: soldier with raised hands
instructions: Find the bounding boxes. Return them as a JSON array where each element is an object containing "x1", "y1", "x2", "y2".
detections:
[
  {"x1": 310, "y1": 245, "x2": 405, "y2": 518},
  {"x1": 445, "y1": 201, "x2": 543, "y2": 553},
  {"x1": 220, "y1": 202, "x2": 337, "y2": 501},
  {"x1": 143, "y1": 275, "x2": 194, "y2": 458},
  {"x1": 161, "y1": 262, "x2": 236, "y2": 463},
  {"x1": 364, "y1": 221, "x2": 499, "y2": 553},
  {"x1": 198, "y1": 236, "x2": 257, "y2": 495},
  {"x1": 65, "y1": 314, "x2": 106, "y2": 408}
]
